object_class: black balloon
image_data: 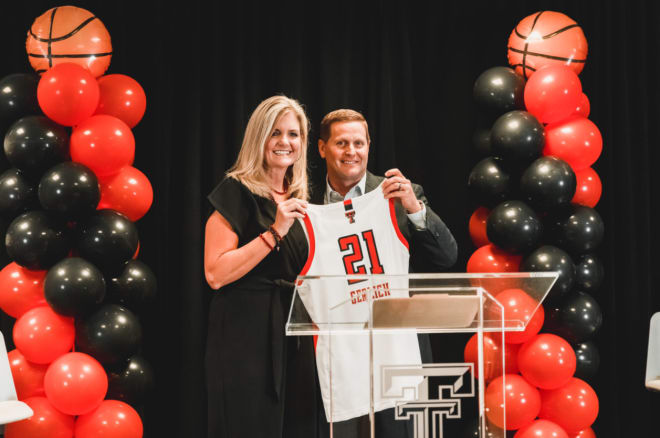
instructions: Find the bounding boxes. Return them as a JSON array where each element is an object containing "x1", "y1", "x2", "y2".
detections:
[
  {"x1": 108, "y1": 260, "x2": 157, "y2": 311},
  {"x1": 4, "y1": 116, "x2": 69, "y2": 177},
  {"x1": 544, "y1": 291, "x2": 603, "y2": 343},
  {"x1": 473, "y1": 67, "x2": 525, "y2": 115},
  {"x1": 39, "y1": 162, "x2": 100, "y2": 219},
  {"x1": 0, "y1": 168, "x2": 36, "y2": 216},
  {"x1": 0, "y1": 73, "x2": 41, "y2": 130},
  {"x1": 575, "y1": 254, "x2": 604, "y2": 292},
  {"x1": 467, "y1": 157, "x2": 511, "y2": 208},
  {"x1": 486, "y1": 200, "x2": 542, "y2": 253},
  {"x1": 472, "y1": 128, "x2": 491, "y2": 157},
  {"x1": 5, "y1": 210, "x2": 69, "y2": 270},
  {"x1": 521, "y1": 245, "x2": 575, "y2": 302},
  {"x1": 573, "y1": 341, "x2": 600, "y2": 381},
  {"x1": 76, "y1": 304, "x2": 142, "y2": 364},
  {"x1": 107, "y1": 355, "x2": 154, "y2": 406},
  {"x1": 0, "y1": 218, "x2": 8, "y2": 265},
  {"x1": 490, "y1": 111, "x2": 545, "y2": 168},
  {"x1": 548, "y1": 206, "x2": 604, "y2": 254},
  {"x1": 44, "y1": 257, "x2": 106, "y2": 317},
  {"x1": 520, "y1": 156, "x2": 576, "y2": 211},
  {"x1": 77, "y1": 210, "x2": 139, "y2": 273}
]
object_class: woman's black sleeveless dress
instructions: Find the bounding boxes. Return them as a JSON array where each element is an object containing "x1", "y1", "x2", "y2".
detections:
[{"x1": 206, "y1": 177, "x2": 318, "y2": 438}]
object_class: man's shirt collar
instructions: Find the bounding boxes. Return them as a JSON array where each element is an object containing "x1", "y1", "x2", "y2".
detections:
[{"x1": 324, "y1": 173, "x2": 367, "y2": 204}]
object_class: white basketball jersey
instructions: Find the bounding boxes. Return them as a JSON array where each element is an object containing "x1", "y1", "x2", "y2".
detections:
[{"x1": 298, "y1": 183, "x2": 422, "y2": 422}]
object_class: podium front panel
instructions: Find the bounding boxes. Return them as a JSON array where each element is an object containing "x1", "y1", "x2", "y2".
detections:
[{"x1": 286, "y1": 273, "x2": 557, "y2": 438}]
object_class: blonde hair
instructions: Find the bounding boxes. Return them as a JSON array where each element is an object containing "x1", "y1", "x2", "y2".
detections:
[
  {"x1": 319, "y1": 109, "x2": 370, "y2": 143},
  {"x1": 226, "y1": 96, "x2": 309, "y2": 200}
]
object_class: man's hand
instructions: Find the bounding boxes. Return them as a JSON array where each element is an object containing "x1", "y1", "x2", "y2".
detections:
[{"x1": 382, "y1": 168, "x2": 422, "y2": 213}]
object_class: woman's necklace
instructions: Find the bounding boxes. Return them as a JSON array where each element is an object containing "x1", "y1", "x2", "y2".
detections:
[{"x1": 271, "y1": 179, "x2": 288, "y2": 196}]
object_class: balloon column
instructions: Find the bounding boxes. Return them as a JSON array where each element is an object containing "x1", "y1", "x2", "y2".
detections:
[
  {"x1": 0, "y1": 6, "x2": 154, "y2": 438},
  {"x1": 467, "y1": 11, "x2": 601, "y2": 437}
]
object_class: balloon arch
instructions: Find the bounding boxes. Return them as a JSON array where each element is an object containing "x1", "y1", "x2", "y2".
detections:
[
  {"x1": 0, "y1": 6, "x2": 153, "y2": 438},
  {"x1": 466, "y1": 10, "x2": 601, "y2": 437}
]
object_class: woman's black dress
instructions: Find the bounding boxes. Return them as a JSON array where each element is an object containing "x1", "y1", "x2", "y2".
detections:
[{"x1": 206, "y1": 177, "x2": 318, "y2": 438}]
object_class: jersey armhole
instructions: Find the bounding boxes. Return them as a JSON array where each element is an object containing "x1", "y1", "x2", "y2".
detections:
[
  {"x1": 298, "y1": 214, "x2": 317, "y2": 350},
  {"x1": 389, "y1": 199, "x2": 410, "y2": 251},
  {"x1": 298, "y1": 214, "x2": 316, "y2": 276}
]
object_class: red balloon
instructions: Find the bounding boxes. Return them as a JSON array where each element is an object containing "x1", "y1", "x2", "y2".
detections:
[
  {"x1": 539, "y1": 378, "x2": 599, "y2": 433},
  {"x1": 4, "y1": 396, "x2": 74, "y2": 438},
  {"x1": 464, "y1": 333, "x2": 520, "y2": 381},
  {"x1": 70, "y1": 115, "x2": 135, "y2": 177},
  {"x1": 485, "y1": 374, "x2": 541, "y2": 430},
  {"x1": 95, "y1": 74, "x2": 147, "y2": 128},
  {"x1": 574, "y1": 93, "x2": 590, "y2": 118},
  {"x1": 524, "y1": 65, "x2": 582, "y2": 124},
  {"x1": 75, "y1": 400, "x2": 143, "y2": 438},
  {"x1": 44, "y1": 352, "x2": 108, "y2": 416},
  {"x1": 568, "y1": 428, "x2": 596, "y2": 438},
  {"x1": 469, "y1": 207, "x2": 490, "y2": 248},
  {"x1": 467, "y1": 244, "x2": 522, "y2": 273},
  {"x1": 514, "y1": 419, "x2": 569, "y2": 438},
  {"x1": 488, "y1": 289, "x2": 544, "y2": 344},
  {"x1": 37, "y1": 63, "x2": 100, "y2": 126},
  {"x1": 13, "y1": 306, "x2": 74, "y2": 364},
  {"x1": 133, "y1": 241, "x2": 140, "y2": 259},
  {"x1": 518, "y1": 334, "x2": 576, "y2": 389},
  {"x1": 572, "y1": 167, "x2": 602, "y2": 208},
  {"x1": 504, "y1": 342, "x2": 521, "y2": 374},
  {"x1": 98, "y1": 166, "x2": 153, "y2": 221},
  {"x1": 0, "y1": 262, "x2": 47, "y2": 318},
  {"x1": 543, "y1": 117, "x2": 602, "y2": 171},
  {"x1": 7, "y1": 349, "x2": 48, "y2": 399}
]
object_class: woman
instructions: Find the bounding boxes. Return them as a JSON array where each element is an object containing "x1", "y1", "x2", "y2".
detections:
[{"x1": 204, "y1": 96, "x2": 317, "y2": 437}]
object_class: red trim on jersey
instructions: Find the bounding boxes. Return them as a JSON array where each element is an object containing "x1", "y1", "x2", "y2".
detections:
[
  {"x1": 299, "y1": 214, "x2": 315, "y2": 276},
  {"x1": 389, "y1": 199, "x2": 409, "y2": 250},
  {"x1": 298, "y1": 214, "x2": 318, "y2": 350}
]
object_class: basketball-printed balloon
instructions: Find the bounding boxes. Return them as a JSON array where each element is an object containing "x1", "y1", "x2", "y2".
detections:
[
  {"x1": 26, "y1": 6, "x2": 112, "y2": 78},
  {"x1": 508, "y1": 11, "x2": 587, "y2": 79}
]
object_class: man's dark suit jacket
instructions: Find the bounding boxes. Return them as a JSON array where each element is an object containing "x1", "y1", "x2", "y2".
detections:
[{"x1": 310, "y1": 171, "x2": 458, "y2": 272}]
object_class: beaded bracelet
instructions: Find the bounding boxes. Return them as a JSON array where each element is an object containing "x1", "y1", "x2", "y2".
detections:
[
  {"x1": 268, "y1": 225, "x2": 282, "y2": 251},
  {"x1": 259, "y1": 233, "x2": 273, "y2": 251}
]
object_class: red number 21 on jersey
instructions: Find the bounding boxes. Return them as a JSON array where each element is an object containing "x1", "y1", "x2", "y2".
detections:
[{"x1": 338, "y1": 229, "x2": 384, "y2": 284}]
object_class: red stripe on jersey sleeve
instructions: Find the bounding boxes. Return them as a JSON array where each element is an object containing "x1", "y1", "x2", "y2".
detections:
[
  {"x1": 298, "y1": 214, "x2": 318, "y2": 351},
  {"x1": 299, "y1": 214, "x2": 316, "y2": 276},
  {"x1": 389, "y1": 199, "x2": 409, "y2": 250}
]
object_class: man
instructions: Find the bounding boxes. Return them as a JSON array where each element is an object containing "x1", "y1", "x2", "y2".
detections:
[
  {"x1": 313, "y1": 109, "x2": 457, "y2": 272},
  {"x1": 312, "y1": 109, "x2": 457, "y2": 437}
]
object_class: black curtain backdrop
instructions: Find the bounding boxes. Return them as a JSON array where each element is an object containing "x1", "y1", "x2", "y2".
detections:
[{"x1": 0, "y1": 1, "x2": 658, "y2": 437}]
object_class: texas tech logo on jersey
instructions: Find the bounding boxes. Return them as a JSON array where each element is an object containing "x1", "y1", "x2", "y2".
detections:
[{"x1": 344, "y1": 199, "x2": 356, "y2": 223}]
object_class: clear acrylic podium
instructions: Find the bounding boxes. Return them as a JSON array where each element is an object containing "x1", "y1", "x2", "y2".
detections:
[{"x1": 286, "y1": 272, "x2": 558, "y2": 438}]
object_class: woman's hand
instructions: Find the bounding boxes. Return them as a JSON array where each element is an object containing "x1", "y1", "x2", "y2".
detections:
[{"x1": 272, "y1": 198, "x2": 308, "y2": 237}]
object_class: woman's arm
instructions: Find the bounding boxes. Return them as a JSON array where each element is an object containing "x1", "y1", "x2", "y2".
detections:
[
  {"x1": 204, "y1": 211, "x2": 274, "y2": 290},
  {"x1": 204, "y1": 198, "x2": 308, "y2": 290}
]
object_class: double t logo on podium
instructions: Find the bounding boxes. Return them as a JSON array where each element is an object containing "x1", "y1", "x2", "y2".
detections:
[{"x1": 383, "y1": 364, "x2": 475, "y2": 438}]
